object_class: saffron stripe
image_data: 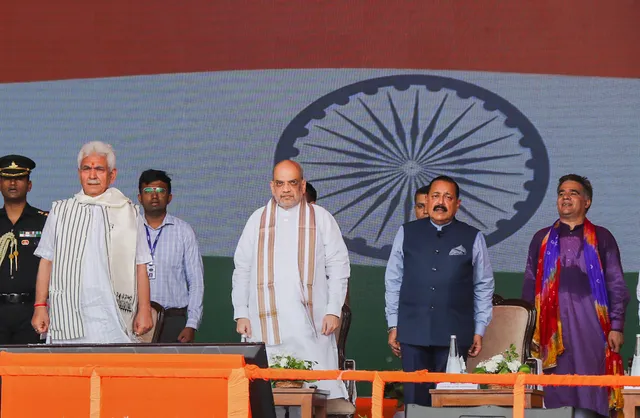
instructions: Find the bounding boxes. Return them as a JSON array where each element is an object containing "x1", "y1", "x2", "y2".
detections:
[
  {"x1": 306, "y1": 203, "x2": 316, "y2": 326},
  {"x1": 256, "y1": 204, "x2": 268, "y2": 343},
  {"x1": 267, "y1": 199, "x2": 280, "y2": 344},
  {"x1": 297, "y1": 200, "x2": 306, "y2": 287}
]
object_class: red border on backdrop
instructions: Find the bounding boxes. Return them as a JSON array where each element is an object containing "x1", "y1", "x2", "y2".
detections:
[{"x1": 1, "y1": 1, "x2": 639, "y2": 83}]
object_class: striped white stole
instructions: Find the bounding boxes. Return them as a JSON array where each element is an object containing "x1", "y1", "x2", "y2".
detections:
[
  {"x1": 49, "y1": 198, "x2": 91, "y2": 340},
  {"x1": 49, "y1": 190, "x2": 138, "y2": 340},
  {"x1": 257, "y1": 199, "x2": 316, "y2": 345}
]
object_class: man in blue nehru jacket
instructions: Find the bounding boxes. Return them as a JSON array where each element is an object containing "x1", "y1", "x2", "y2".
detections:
[{"x1": 384, "y1": 175, "x2": 495, "y2": 407}]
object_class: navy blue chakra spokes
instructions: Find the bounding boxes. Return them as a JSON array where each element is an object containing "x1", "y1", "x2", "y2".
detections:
[{"x1": 276, "y1": 75, "x2": 549, "y2": 260}]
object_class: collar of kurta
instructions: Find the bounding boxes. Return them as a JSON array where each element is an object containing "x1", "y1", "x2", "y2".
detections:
[{"x1": 556, "y1": 221, "x2": 584, "y2": 233}]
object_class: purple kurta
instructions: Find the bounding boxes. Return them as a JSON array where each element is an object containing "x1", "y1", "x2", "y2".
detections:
[{"x1": 522, "y1": 222, "x2": 630, "y2": 417}]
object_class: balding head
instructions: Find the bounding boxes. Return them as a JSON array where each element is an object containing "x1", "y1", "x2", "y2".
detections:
[
  {"x1": 270, "y1": 160, "x2": 306, "y2": 209},
  {"x1": 272, "y1": 160, "x2": 303, "y2": 180}
]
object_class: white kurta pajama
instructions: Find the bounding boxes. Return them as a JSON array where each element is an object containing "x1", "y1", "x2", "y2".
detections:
[
  {"x1": 35, "y1": 189, "x2": 151, "y2": 344},
  {"x1": 232, "y1": 200, "x2": 350, "y2": 399}
]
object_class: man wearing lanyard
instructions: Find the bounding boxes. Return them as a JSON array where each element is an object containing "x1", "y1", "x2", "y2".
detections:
[{"x1": 138, "y1": 169, "x2": 204, "y2": 343}]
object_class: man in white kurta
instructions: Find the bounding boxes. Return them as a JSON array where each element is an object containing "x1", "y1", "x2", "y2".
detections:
[
  {"x1": 232, "y1": 160, "x2": 350, "y2": 400},
  {"x1": 35, "y1": 202, "x2": 151, "y2": 343},
  {"x1": 31, "y1": 141, "x2": 153, "y2": 343}
]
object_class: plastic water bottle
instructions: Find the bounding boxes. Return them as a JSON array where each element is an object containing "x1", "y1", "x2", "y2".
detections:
[{"x1": 446, "y1": 335, "x2": 461, "y2": 373}]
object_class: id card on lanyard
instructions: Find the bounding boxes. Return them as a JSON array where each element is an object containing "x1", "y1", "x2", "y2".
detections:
[{"x1": 145, "y1": 225, "x2": 163, "y2": 280}]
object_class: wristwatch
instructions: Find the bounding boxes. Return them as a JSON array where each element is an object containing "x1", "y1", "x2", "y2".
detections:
[{"x1": 387, "y1": 326, "x2": 397, "y2": 333}]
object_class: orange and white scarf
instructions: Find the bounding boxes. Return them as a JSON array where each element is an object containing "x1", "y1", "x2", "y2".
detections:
[{"x1": 257, "y1": 198, "x2": 316, "y2": 345}]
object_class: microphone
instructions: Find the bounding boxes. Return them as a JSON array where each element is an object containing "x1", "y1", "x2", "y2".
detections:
[{"x1": 437, "y1": 230, "x2": 444, "y2": 238}]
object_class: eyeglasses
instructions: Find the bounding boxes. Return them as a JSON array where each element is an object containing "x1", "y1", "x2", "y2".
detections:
[{"x1": 142, "y1": 187, "x2": 167, "y2": 194}]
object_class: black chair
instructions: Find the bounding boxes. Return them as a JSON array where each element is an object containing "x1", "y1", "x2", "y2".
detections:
[
  {"x1": 492, "y1": 293, "x2": 505, "y2": 305},
  {"x1": 336, "y1": 303, "x2": 352, "y2": 370},
  {"x1": 138, "y1": 301, "x2": 165, "y2": 343},
  {"x1": 327, "y1": 303, "x2": 356, "y2": 417}
]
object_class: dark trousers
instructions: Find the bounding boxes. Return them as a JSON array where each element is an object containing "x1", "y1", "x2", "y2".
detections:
[
  {"x1": 400, "y1": 343, "x2": 469, "y2": 408},
  {"x1": 0, "y1": 303, "x2": 42, "y2": 344},
  {"x1": 158, "y1": 312, "x2": 188, "y2": 343}
]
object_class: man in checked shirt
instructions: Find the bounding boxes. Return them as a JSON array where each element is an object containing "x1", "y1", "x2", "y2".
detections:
[{"x1": 138, "y1": 169, "x2": 204, "y2": 342}]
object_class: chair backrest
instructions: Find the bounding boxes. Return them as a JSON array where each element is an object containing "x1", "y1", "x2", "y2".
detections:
[
  {"x1": 138, "y1": 301, "x2": 165, "y2": 344},
  {"x1": 466, "y1": 297, "x2": 536, "y2": 371},
  {"x1": 334, "y1": 304, "x2": 352, "y2": 369}
]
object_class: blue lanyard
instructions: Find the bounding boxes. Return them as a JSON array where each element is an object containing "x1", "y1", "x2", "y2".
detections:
[{"x1": 144, "y1": 224, "x2": 164, "y2": 259}]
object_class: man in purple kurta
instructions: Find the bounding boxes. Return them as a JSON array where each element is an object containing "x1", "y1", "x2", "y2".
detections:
[{"x1": 522, "y1": 174, "x2": 629, "y2": 418}]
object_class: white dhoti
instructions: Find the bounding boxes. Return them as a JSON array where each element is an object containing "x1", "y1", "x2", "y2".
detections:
[{"x1": 233, "y1": 199, "x2": 350, "y2": 399}]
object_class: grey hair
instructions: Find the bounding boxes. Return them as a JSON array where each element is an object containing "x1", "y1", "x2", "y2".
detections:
[{"x1": 77, "y1": 141, "x2": 116, "y2": 170}]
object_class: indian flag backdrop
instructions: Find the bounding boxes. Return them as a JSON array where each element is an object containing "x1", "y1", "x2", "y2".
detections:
[{"x1": 1, "y1": 1, "x2": 639, "y2": 272}]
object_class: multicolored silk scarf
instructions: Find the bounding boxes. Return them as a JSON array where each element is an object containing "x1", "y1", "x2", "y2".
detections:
[{"x1": 533, "y1": 218, "x2": 624, "y2": 414}]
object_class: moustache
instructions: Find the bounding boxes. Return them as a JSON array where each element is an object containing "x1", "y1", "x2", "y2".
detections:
[
  {"x1": 433, "y1": 205, "x2": 447, "y2": 212},
  {"x1": 87, "y1": 179, "x2": 101, "y2": 185}
]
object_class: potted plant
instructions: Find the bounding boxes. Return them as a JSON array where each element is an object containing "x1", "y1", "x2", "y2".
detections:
[
  {"x1": 472, "y1": 344, "x2": 531, "y2": 389},
  {"x1": 384, "y1": 380, "x2": 404, "y2": 417},
  {"x1": 269, "y1": 354, "x2": 317, "y2": 388}
]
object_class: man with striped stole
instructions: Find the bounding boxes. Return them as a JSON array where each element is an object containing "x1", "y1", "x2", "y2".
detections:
[
  {"x1": 31, "y1": 141, "x2": 153, "y2": 343},
  {"x1": 232, "y1": 160, "x2": 351, "y2": 402}
]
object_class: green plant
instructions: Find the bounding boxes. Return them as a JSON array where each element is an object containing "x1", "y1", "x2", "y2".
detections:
[
  {"x1": 472, "y1": 344, "x2": 531, "y2": 374},
  {"x1": 384, "y1": 380, "x2": 404, "y2": 408},
  {"x1": 269, "y1": 354, "x2": 316, "y2": 371},
  {"x1": 269, "y1": 354, "x2": 317, "y2": 386}
]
